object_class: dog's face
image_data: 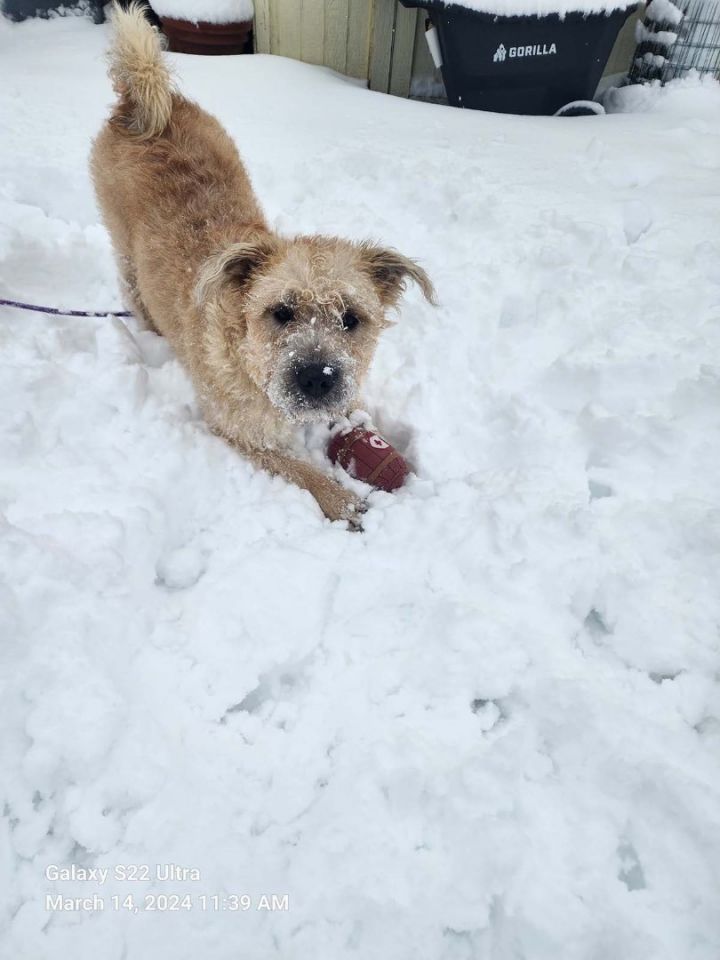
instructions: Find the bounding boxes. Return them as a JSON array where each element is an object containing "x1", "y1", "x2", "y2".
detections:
[{"x1": 197, "y1": 236, "x2": 435, "y2": 423}]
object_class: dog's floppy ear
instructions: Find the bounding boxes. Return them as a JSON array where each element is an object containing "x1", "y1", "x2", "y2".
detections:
[
  {"x1": 359, "y1": 243, "x2": 437, "y2": 308},
  {"x1": 195, "y1": 236, "x2": 278, "y2": 305}
]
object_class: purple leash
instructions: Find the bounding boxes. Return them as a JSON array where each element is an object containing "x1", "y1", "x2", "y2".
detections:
[{"x1": 0, "y1": 297, "x2": 131, "y2": 319}]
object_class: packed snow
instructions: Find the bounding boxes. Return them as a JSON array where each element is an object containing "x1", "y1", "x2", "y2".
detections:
[
  {"x1": 149, "y1": 0, "x2": 254, "y2": 25},
  {"x1": 426, "y1": 0, "x2": 637, "y2": 20},
  {"x1": 645, "y1": 0, "x2": 684, "y2": 25},
  {"x1": 629, "y1": 0, "x2": 683, "y2": 83},
  {"x1": 2, "y1": 13, "x2": 720, "y2": 960}
]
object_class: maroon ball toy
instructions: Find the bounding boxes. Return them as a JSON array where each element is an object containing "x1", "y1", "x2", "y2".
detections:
[{"x1": 328, "y1": 427, "x2": 409, "y2": 492}]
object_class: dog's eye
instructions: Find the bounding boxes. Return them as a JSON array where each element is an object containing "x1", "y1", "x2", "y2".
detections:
[
  {"x1": 272, "y1": 305, "x2": 294, "y2": 325},
  {"x1": 342, "y1": 312, "x2": 360, "y2": 331}
]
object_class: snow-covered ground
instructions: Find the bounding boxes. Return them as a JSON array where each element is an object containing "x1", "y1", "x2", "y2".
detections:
[{"x1": 2, "y1": 14, "x2": 720, "y2": 960}]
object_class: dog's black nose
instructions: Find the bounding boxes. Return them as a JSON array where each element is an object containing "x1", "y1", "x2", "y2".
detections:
[{"x1": 296, "y1": 363, "x2": 338, "y2": 400}]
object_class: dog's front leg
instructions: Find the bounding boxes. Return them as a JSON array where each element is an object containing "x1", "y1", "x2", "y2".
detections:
[{"x1": 242, "y1": 446, "x2": 366, "y2": 528}]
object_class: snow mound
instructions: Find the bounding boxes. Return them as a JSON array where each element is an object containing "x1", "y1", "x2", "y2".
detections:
[
  {"x1": 605, "y1": 71, "x2": 720, "y2": 114},
  {"x1": 150, "y1": 0, "x2": 254, "y2": 25}
]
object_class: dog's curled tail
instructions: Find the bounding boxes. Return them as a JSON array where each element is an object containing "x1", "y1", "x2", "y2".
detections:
[{"x1": 109, "y1": 2, "x2": 174, "y2": 140}]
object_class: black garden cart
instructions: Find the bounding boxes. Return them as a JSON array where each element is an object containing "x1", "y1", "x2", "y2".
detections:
[{"x1": 401, "y1": 0, "x2": 639, "y2": 115}]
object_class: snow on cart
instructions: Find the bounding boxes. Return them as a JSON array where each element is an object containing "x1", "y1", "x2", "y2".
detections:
[{"x1": 401, "y1": 0, "x2": 640, "y2": 114}]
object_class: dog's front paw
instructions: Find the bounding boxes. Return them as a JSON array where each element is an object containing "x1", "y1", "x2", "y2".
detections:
[
  {"x1": 315, "y1": 480, "x2": 366, "y2": 530},
  {"x1": 344, "y1": 497, "x2": 367, "y2": 533}
]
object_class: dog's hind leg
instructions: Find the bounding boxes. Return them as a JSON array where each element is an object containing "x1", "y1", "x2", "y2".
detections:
[{"x1": 117, "y1": 256, "x2": 160, "y2": 333}]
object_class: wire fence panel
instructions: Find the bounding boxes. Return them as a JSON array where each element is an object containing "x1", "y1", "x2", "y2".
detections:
[
  {"x1": 628, "y1": 0, "x2": 720, "y2": 83},
  {"x1": 662, "y1": 0, "x2": 720, "y2": 77}
]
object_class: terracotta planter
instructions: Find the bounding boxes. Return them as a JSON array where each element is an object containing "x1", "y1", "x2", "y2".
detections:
[{"x1": 160, "y1": 17, "x2": 253, "y2": 55}]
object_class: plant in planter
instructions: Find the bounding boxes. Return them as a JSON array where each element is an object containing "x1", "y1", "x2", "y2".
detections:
[{"x1": 149, "y1": 0, "x2": 254, "y2": 55}]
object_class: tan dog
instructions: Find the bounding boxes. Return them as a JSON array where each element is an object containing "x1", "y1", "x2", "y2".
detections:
[{"x1": 91, "y1": 4, "x2": 435, "y2": 525}]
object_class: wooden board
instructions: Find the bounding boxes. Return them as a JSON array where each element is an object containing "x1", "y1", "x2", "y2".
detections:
[
  {"x1": 346, "y1": 0, "x2": 372, "y2": 79},
  {"x1": 273, "y1": 0, "x2": 302, "y2": 61},
  {"x1": 389, "y1": 1, "x2": 417, "y2": 97},
  {"x1": 324, "y1": 0, "x2": 350, "y2": 74},
  {"x1": 368, "y1": 0, "x2": 396, "y2": 91},
  {"x1": 300, "y1": 0, "x2": 325, "y2": 65},
  {"x1": 253, "y1": 0, "x2": 271, "y2": 53}
]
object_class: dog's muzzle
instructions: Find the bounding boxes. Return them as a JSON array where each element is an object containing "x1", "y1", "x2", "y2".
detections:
[{"x1": 267, "y1": 333, "x2": 356, "y2": 422}]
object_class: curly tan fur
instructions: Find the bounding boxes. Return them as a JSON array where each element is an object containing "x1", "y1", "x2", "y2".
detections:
[
  {"x1": 108, "y1": 2, "x2": 174, "y2": 140},
  {"x1": 91, "y1": 4, "x2": 435, "y2": 525}
]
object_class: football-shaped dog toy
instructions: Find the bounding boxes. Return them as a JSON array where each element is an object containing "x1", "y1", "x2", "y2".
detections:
[{"x1": 328, "y1": 427, "x2": 409, "y2": 492}]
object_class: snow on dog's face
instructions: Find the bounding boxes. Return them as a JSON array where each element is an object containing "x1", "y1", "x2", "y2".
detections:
[{"x1": 196, "y1": 235, "x2": 435, "y2": 423}]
